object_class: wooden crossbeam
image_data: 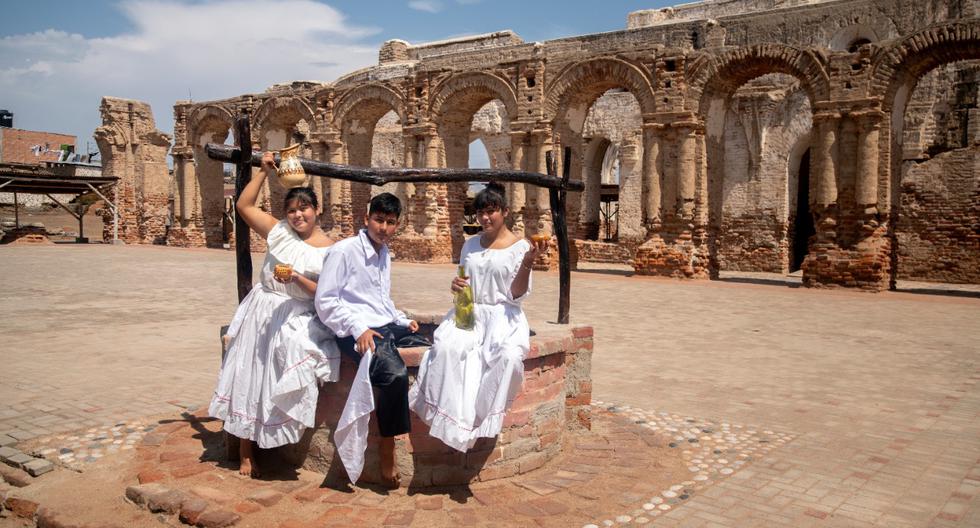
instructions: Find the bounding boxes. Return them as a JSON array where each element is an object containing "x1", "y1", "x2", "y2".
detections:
[
  {"x1": 204, "y1": 143, "x2": 584, "y2": 192},
  {"x1": 208, "y1": 112, "x2": 578, "y2": 324}
]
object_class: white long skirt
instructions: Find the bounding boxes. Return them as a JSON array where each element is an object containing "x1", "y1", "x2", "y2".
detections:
[
  {"x1": 208, "y1": 285, "x2": 340, "y2": 449},
  {"x1": 409, "y1": 302, "x2": 528, "y2": 452}
]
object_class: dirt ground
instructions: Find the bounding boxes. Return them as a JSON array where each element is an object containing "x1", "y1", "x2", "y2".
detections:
[{"x1": 0, "y1": 203, "x2": 106, "y2": 242}]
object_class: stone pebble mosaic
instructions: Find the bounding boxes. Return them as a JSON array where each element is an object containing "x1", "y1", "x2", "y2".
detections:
[
  {"x1": 583, "y1": 400, "x2": 797, "y2": 527},
  {"x1": 24, "y1": 421, "x2": 155, "y2": 471}
]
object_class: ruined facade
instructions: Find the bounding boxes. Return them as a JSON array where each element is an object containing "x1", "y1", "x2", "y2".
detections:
[
  {"x1": 106, "y1": 0, "x2": 980, "y2": 289},
  {"x1": 94, "y1": 97, "x2": 172, "y2": 245}
]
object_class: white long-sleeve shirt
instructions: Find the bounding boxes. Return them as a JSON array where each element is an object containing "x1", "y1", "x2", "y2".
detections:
[{"x1": 315, "y1": 229, "x2": 411, "y2": 339}]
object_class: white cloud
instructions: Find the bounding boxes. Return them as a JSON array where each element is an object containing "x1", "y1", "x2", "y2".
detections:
[
  {"x1": 0, "y1": 0, "x2": 379, "y2": 152},
  {"x1": 408, "y1": 0, "x2": 443, "y2": 13}
]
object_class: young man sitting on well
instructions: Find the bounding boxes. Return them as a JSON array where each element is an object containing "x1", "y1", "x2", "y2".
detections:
[{"x1": 314, "y1": 192, "x2": 428, "y2": 487}]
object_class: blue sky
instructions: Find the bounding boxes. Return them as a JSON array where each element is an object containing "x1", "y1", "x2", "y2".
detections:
[{"x1": 1, "y1": 0, "x2": 671, "y2": 159}]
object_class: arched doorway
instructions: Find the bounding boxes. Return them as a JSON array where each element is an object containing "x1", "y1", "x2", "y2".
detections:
[
  {"x1": 790, "y1": 149, "x2": 814, "y2": 272},
  {"x1": 432, "y1": 74, "x2": 517, "y2": 260},
  {"x1": 874, "y1": 22, "x2": 980, "y2": 287},
  {"x1": 188, "y1": 111, "x2": 233, "y2": 249},
  {"x1": 892, "y1": 60, "x2": 980, "y2": 285},
  {"x1": 707, "y1": 74, "x2": 814, "y2": 275}
]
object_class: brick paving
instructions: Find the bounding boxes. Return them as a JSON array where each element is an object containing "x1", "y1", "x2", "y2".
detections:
[{"x1": 1, "y1": 244, "x2": 979, "y2": 526}]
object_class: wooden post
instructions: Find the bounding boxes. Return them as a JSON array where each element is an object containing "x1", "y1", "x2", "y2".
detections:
[
  {"x1": 234, "y1": 113, "x2": 253, "y2": 303},
  {"x1": 77, "y1": 200, "x2": 85, "y2": 243},
  {"x1": 547, "y1": 148, "x2": 572, "y2": 325},
  {"x1": 13, "y1": 192, "x2": 18, "y2": 228}
]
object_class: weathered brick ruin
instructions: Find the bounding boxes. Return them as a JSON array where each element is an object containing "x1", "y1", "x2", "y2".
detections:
[
  {"x1": 104, "y1": 0, "x2": 980, "y2": 289},
  {"x1": 94, "y1": 97, "x2": 171, "y2": 245}
]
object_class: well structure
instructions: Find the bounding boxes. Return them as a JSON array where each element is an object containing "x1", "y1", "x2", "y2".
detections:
[{"x1": 280, "y1": 318, "x2": 593, "y2": 487}]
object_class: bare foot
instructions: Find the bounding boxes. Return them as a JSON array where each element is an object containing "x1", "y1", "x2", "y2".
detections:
[
  {"x1": 379, "y1": 436, "x2": 398, "y2": 488},
  {"x1": 238, "y1": 439, "x2": 261, "y2": 478},
  {"x1": 238, "y1": 457, "x2": 253, "y2": 476}
]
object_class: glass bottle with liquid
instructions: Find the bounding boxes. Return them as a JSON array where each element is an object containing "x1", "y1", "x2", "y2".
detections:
[{"x1": 453, "y1": 265, "x2": 475, "y2": 330}]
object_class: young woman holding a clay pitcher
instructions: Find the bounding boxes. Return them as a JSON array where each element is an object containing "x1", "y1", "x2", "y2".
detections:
[
  {"x1": 209, "y1": 148, "x2": 339, "y2": 478},
  {"x1": 409, "y1": 182, "x2": 549, "y2": 451}
]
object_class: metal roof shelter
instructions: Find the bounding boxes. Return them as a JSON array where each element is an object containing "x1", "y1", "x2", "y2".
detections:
[{"x1": 0, "y1": 162, "x2": 119, "y2": 243}]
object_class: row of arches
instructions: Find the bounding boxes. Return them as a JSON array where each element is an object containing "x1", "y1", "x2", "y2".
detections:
[{"x1": 173, "y1": 18, "x2": 980, "y2": 286}]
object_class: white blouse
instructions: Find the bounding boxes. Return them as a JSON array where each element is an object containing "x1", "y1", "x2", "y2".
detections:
[{"x1": 459, "y1": 235, "x2": 531, "y2": 306}]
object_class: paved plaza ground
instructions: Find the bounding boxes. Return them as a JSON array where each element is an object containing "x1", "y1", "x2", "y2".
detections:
[{"x1": 1, "y1": 243, "x2": 979, "y2": 526}]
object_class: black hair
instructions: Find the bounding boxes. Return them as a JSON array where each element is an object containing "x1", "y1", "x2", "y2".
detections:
[
  {"x1": 473, "y1": 181, "x2": 507, "y2": 212},
  {"x1": 284, "y1": 186, "x2": 318, "y2": 210},
  {"x1": 369, "y1": 192, "x2": 402, "y2": 218}
]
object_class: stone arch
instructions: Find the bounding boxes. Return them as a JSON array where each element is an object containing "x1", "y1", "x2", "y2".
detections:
[
  {"x1": 185, "y1": 105, "x2": 235, "y2": 249},
  {"x1": 546, "y1": 58, "x2": 653, "y2": 247},
  {"x1": 544, "y1": 57, "x2": 657, "y2": 124},
  {"x1": 689, "y1": 46, "x2": 827, "y2": 279},
  {"x1": 332, "y1": 84, "x2": 405, "y2": 129},
  {"x1": 252, "y1": 96, "x2": 317, "y2": 218},
  {"x1": 188, "y1": 104, "x2": 234, "y2": 142},
  {"x1": 430, "y1": 72, "x2": 518, "y2": 124},
  {"x1": 688, "y1": 44, "x2": 830, "y2": 115},
  {"x1": 870, "y1": 19, "x2": 980, "y2": 286},
  {"x1": 429, "y1": 73, "x2": 517, "y2": 260},
  {"x1": 333, "y1": 84, "x2": 407, "y2": 224},
  {"x1": 872, "y1": 19, "x2": 980, "y2": 112},
  {"x1": 253, "y1": 96, "x2": 316, "y2": 138},
  {"x1": 829, "y1": 24, "x2": 882, "y2": 52}
]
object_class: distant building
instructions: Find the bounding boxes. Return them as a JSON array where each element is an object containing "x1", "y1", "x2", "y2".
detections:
[
  {"x1": 0, "y1": 126, "x2": 101, "y2": 208},
  {"x1": 0, "y1": 127, "x2": 76, "y2": 165}
]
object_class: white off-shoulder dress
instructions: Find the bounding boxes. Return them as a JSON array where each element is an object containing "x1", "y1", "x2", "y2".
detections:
[
  {"x1": 209, "y1": 220, "x2": 340, "y2": 449},
  {"x1": 409, "y1": 236, "x2": 531, "y2": 452}
]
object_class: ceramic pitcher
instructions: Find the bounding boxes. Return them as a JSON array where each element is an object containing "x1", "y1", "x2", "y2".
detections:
[{"x1": 275, "y1": 144, "x2": 308, "y2": 188}]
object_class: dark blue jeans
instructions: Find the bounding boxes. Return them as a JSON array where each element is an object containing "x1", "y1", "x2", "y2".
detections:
[{"x1": 336, "y1": 323, "x2": 430, "y2": 437}]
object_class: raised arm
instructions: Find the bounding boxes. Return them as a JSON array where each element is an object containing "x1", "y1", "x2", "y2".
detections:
[{"x1": 236, "y1": 151, "x2": 279, "y2": 240}]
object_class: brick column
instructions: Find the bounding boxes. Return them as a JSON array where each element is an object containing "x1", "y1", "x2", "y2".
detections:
[
  {"x1": 811, "y1": 112, "x2": 839, "y2": 209},
  {"x1": 580, "y1": 138, "x2": 602, "y2": 241},
  {"x1": 855, "y1": 112, "x2": 883, "y2": 211},
  {"x1": 401, "y1": 133, "x2": 419, "y2": 227},
  {"x1": 676, "y1": 126, "x2": 697, "y2": 219},
  {"x1": 324, "y1": 136, "x2": 352, "y2": 237},
  {"x1": 530, "y1": 127, "x2": 553, "y2": 236},
  {"x1": 422, "y1": 132, "x2": 443, "y2": 237},
  {"x1": 642, "y1": 122, "x2": 662, "y2": 230},
  {"x1": 509, "y1": 131, "x2": 528, "y2": 234},
  {"x1": 172, "y1": 148, "x2": 195, "y2": 223}
]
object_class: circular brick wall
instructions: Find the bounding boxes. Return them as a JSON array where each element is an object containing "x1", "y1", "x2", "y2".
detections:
[{"x1": 281, "y1": 316, "x2": 593, "y2": 487}]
